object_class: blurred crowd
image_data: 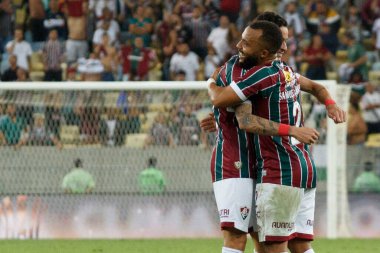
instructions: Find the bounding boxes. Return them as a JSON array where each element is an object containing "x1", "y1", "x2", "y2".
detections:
[{"x1": 0, "y1": 0, "x2": 380, "y2": 147}]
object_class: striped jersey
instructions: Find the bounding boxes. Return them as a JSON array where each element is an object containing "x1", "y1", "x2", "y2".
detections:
[
  {"x1": 228, "y1": 56, "x2": 317, "y2": 188},
  {"x1": 210, "y1": 59, "x2": 255, "y2": 182}
]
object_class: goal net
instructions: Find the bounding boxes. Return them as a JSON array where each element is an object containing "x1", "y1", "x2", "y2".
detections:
[{"x1": 0, "y1": 81, "x2": 371, "y2": 239}]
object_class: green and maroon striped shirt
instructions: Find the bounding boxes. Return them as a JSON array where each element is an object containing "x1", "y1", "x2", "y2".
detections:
[
  {"x1": 210, "y1": 58, "x2": 255, "y2": 182},
  {"x1": 228, "y1": 56, "x2": 316, "y2": 188}
]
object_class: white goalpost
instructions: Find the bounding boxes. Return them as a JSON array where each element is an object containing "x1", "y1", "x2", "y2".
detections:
[{"x1": 0, "y1": 81, "x2": 351, "y2": 239}]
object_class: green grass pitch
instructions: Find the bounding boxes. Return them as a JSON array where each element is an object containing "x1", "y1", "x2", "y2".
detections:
[{"x1": 0, "y1": 238, "x2": 379, "y2": 253}]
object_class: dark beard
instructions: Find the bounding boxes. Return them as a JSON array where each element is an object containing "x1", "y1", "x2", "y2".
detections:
[{"x1": 238, "y1": 54, "x2": 260, "y2": 69}]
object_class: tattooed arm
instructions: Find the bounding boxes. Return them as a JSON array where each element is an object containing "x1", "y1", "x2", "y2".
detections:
[{"x1": 235, "y1": 103, "x2": 320, "y2": 144}]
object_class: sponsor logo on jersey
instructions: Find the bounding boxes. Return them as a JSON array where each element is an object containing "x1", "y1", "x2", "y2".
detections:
[
  {"x1": 240, "y1": 206, "x2": 250, "y2": 220},
  {"x1": 219, "y1": 209, "x2": 230, "y2": 218},
  {"x1": 272, "y1": 221, "x2": 295, "y2": 232},
  {"x1": 306, "y1": 219, "x2": 314, "y2": 226},
  {"x1": 234, "y1": 161, "x2": 242, "y2": 170},
  {"x1": 279, "y1": 68, "x2": 300, "y2": 101}
]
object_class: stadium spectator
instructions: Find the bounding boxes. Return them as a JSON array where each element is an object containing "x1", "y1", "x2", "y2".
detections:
[
  {"x1": 188, "y1": 5, "x2": 211, "y2": 60},
  {"x1": 302, "y1": 34, "x2": 331, "y2": 80},
  {"x1": 120, "y1": 36, "x2": 157, "y2": 81},
  {"x1": 78, "y1": 104, "x2": 100, "y2": 144},
  {"x1": 77, "y1": 53, "x2": 104, "y2": 81},
  {"x1": 28, "y1": 0, "x2": 46, "y2": 48},
  {"x1": 174, "y1": 13, "x2": 193, "y2": 48},
  {"x1": 361, "y1": 0, "x2": 380, "y2": 33},
  {"x1": 344, "y1": 4, "x2": 362, "y2": 41},
  {"x1": 360, "y1": 83, "x2": 380, "y2": 135},
  {"x1": 124, "y1": 99, "x2": 141, "y2": 134},
  {"x1": 89, "y1": 0, "x2": 117, "y2": 19},
  {"x1": 42, "y1": 29, "x2": 65, "y2": 81},
  {"x1": 169, "y1": 41, "x2": 199, "y2": 81},
  {"x1": 283, "y1": 0, "x2": 305, "y2": 40},
  {"x1": 372, "y1": 16, "x2": 380, "y2": 58},
  {"x1": 305, "y1": 0, "x2": 341, "y2": 35},
  {"x1": 18, "y1": 113, "x2": 62, "y2": 148},
  {"x1": 44, "y1": 0, "x2": 67, "y2": 40},
  {"x1": 338, "y1": 31, "x2": 368, "y2": 82},
  {"x1": 96, "y1": 7, "x2": 120, "y2": 43},
  {"x1": 224, "y1": 23, "x2": 241, "y2": 62},
  {"x1": 178, "y1": 104, "x2": 201, "y2": 146},
  {"x1": 128, "y1": 5, "x2": 153, "y2": 47},
  {"x1": 5, "y1": 28, "x2": 32, "y2": 71},
  {"x1": 1, "y1": 54, "x2": 18, "y2": 81},
  {"x1": 204, "y1": 45, "x2": 220, "y2": 79},
  {"x1": 99, "y1": 107, "x2": 126, "y2": 146},
  {"x1": 62, "y1": 0, "x2": 89, "y2": 64},
  {"x1": 138, "y1": 156, "x2": 166, "y2": 194},
  {"x1": 207, "y1": 15, "x2": 230, "y2": 62},
  {"x1": 353, "y1": 161, "x2": 380, "y2": 193},
  {"x1": 219, "y1": 0, "x2": 241, "y2": 23},
  {"x1": 155, "y1": 13, "x2": 179, "y2": 80},
  {"x1": 92, "y1": 20, "x2": 117, "y2": 47},
  {"x1": 62, "y1": 158, "x2": 95, "y2": 194},
  {"x1": 0, "y1": 0, "x2": 13, "y2": 54},
  {"x1": 16, "y1": 67, "x2": 30, "y2": 81},
  {"x1": 203, "y1": 0, "x2": 219, "y2": 28},
  {"x1": 44, "y1": 93, "x2": 63, "y2": 140},
  {"x1": 173, "y1": 0, "x2": 194, "y2": 23},
  {"x1": 0, "y1": 103, "x2": 26, "y2": 147},
  {"x1": 347, "y1": 92, "x2": 368, "y2": 145},
  {"x1": 144, "y1": 112, "x2": 175, "y2": 147},
  {"x1": 318, "y1": 22, "x2": 339, "y2": 55},
  {"x1": 94, "y1": 33, "x2": 117, "y2": 81}
]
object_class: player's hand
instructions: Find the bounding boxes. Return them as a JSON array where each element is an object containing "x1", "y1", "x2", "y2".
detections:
[
  {"x1": 326, "y1": 104, "x2": 346, "y2": 124},
  {"x1": 289, "y1": 126, "x2": 320, "y2": 145},
  {"x1": 200, "y1": 113, "x2": 217, "y2": 132}
]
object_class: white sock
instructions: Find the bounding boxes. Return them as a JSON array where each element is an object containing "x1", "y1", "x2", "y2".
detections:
[
  {"x1": 222, "y1": 246, "x2": 243, "y2": 253},
  {"x1": 304, "y1": 249, "x2": 315, "y2": 253}
]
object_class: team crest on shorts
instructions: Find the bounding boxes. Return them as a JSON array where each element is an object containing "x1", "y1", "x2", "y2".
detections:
[
  {"x1": 240, "y1": 206, "x2": 250, "y2": 220},
  {"x1": 234, "y1": 161, "x2": 242, "y2": 169}
]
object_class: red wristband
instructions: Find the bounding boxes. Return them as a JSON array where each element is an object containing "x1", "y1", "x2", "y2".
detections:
[
  {"x1": 325, "y1": 99, "x2": 336, "y2": 106},
  {"x1": 278, "y1": 124, "x2": 290, "y2": 136}
]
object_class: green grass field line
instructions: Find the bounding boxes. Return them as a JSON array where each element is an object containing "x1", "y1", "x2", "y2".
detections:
[{"x1": 0, "y1": 238, "x2": 379, "y2": 253}]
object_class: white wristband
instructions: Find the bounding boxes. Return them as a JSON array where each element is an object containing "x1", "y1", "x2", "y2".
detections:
[{"x1": 207, "y1": 78, "x2": 216, "y2": 88}]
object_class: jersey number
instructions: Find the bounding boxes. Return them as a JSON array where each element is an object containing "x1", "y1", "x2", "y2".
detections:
[{"x1": 290, "y1": 101, "x2": 301, "y2": 145}]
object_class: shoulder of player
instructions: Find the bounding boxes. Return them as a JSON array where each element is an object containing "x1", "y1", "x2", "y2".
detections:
[{"x1": 237, "y1": 62, "x2": 279, "y2": 81}]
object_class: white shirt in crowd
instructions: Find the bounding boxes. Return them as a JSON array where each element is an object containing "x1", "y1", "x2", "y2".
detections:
[
  {"x1": 96, "y1": 20, "x2": 120, "y2": 36},
  {"x1": 284, "y1": 12, "x2": 304, "y2": 36},
  {"x1": 5, "y1": 40, "x2": 32, "y2": 70},
  {"x1": 361, "y1": 91, "x2": 380, "y2": 123},
  {"x1": 170, "y1": 52, "x2": 199, "y2": 81},
  {"x1": 77, "y1": 58, "x2": 104, "y2": 74},
  {"x1": 207, "y1": 27, "x2": 229, "y2": 61},
  {"x1": 89, "y1": 0, "x2": 117, "y2": 18},
  {"x1": 204, "y1": 54, "x2": 220, "y2": 78},
  {"x1": 92, "y1": 28, "x2": 117, "y2": 45},
  {"x1": 372, "y1": 18, "x2": 380, "y2": 50}
]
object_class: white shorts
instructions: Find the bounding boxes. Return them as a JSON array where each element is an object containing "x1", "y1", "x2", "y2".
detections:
[
  {"x1": 255, "y1": 183, "x2": 315, "y2": 242},
  {"x1": 213, "y1": 178, "x2": 258, "y2": 233}
]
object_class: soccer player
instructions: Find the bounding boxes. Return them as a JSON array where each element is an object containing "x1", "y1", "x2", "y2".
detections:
[
  {"x1": 208, "y1": 20, "x2": 320, "y2": 253},
  {"x1": 207, "y1": 18, "x2": 345, "y2": 253}
]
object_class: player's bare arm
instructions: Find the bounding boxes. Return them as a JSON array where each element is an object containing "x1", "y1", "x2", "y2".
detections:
[
  {"x1": 207, "y1": 80, "x2": 242, "y2": 108},
  {"x1": 299, "y1": 75, "x2": 346, "y2": 124},
  {"x1": 235, "y1": 103, "x2": 319, "y2": 145}
]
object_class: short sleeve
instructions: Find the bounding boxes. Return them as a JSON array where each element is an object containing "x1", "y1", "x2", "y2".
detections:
[{"x1": 230, "y1": 65, "x2": 278, "y2": 101}]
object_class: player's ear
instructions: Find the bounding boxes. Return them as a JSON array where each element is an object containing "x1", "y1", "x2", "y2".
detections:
[{"x1": 260, "y1": 49, "x2": 270, "y2": 59}]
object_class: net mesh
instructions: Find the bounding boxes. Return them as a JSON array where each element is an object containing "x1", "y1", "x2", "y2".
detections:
[{"x1": 0, "y1": 84, "x2": 379, "y2": 239}]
